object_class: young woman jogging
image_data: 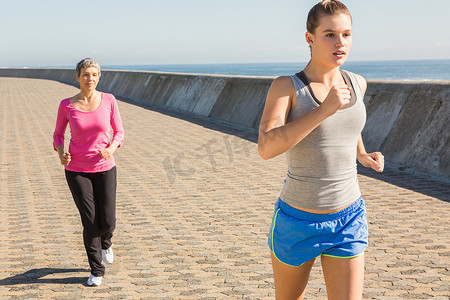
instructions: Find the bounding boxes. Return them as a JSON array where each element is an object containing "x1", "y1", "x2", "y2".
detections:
[{"x1": 258, "y1": 1, "x2": 384, "y2": 299}]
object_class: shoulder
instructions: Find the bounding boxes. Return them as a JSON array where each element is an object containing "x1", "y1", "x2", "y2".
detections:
[
  {"x1": 272, "y1": 75, "x2": 293, "y2": 85},
  {"x1": 264, "y1": 76, "x2": 297, "y2": 116},
  {"x1": 354, "y1": 73, "x2": 367, "y2": 94},
  {"x1": 342, "y1": 70, "x2": 367, "y2": 94},
  {"x1": 56, "y1": 98, "x2": 71, "y2": 116},
  {"x1": 269, "y1": 76, "x2": 295, "y2": 94},
  {"x1": 101, "y1": 92, "x2": 117, "y2": 103},
  {"x1": 101, "y1": 92, "x2": 115, "y2": 99},
  {"x1": 59, "y1": 98, "x2": 71, "y2": 107}
]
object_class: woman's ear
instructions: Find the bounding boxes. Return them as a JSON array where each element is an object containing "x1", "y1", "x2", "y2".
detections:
[{"x1": 305, "y1": 32, "x2": 314, "y2": 45}]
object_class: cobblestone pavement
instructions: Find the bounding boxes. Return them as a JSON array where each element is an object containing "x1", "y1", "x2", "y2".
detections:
[{"x1": 0, "y1": 77, "x2": 449, "y2": 299}]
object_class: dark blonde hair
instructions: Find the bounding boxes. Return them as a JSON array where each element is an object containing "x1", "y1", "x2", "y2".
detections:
[{"x1": 307, "y1": 0, "x2": 351, "y2": 33}]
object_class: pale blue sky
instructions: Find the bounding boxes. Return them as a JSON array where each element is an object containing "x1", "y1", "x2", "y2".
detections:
[{"x1": 1, "y1": 0, "x2": 449, "y2": 67}]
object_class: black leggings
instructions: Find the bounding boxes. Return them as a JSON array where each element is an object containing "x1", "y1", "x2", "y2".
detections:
[{"x1": 65, "y1": 166, "x2": 117, "y2": 277}]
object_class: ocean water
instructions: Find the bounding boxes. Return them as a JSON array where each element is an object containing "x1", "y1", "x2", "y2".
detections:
[{"x1": 102, "y1": 59, "x2": 450, "y2": 81}]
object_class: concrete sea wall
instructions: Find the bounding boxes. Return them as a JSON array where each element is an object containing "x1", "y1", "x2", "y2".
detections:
[
  {"x1": 362, "y1": 81, "x2": 449, "y2": 179},
  {"x1": 0, "y1": 68, "x2": 448, "y2": 180}
]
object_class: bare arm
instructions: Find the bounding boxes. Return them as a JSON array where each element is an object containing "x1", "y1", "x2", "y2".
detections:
[
  {"x1": 357, "y1": 135, "x2": 384, "y2": 172},
  {"x1": 354, "y1": 74, "x2": 384, "y2": 172},
  {"x1": 258, "y1": 76, "x2": 351, "y2": 160}
]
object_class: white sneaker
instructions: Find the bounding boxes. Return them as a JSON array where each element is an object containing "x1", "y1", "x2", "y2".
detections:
[
  {"x1": 87, "y1": 274, "x2": 103, "y2": 286},
  {"x1": 102, "y1": 244, "x2": 114, "y2": 264}
]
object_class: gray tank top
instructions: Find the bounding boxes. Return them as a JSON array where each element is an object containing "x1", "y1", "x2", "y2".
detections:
[{"x1": 279, "y1": 70, "x2": 366, "y2": 210}]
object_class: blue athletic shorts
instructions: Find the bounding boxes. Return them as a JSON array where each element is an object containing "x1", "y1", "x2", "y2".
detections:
[{"x1": 268, "y1": 197, "x2": 368, "y2": 267}]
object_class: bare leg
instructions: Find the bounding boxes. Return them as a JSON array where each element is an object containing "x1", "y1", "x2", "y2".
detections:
[
  {"x1": 321, "y1": 254, "x2": 365, "y2": 300},
  {"x1": 271, "y1": 252, "x2": 316, "y2": 300}
]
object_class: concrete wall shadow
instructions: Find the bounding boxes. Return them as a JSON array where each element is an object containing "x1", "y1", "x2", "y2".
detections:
[
  {"x1": 118, "y1": 97, "x2": 258, "y2": 143},
  {"x1": 357, "y1": 165, "x2": 450, "y2": 203}
]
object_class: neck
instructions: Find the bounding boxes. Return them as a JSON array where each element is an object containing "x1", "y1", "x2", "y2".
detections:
[
  {"x1": 78, "y1": 89, "x2": 97, "y2": 101},
  {"x1": 303, "y1": 60, "x2": 342, "y2": 86}
]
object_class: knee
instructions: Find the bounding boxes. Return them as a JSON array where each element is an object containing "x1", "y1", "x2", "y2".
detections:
[
  {"x1": 80, "y1": 215, "x2": 97, "y2": 230},
  {"x1": 100, "y1": 217, "x2": 116, "y2": 231}
]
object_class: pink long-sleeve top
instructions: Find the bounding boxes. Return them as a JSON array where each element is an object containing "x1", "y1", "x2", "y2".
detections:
[{"x1": 53, "y1": 93, "x2": 124, "y2": 173}]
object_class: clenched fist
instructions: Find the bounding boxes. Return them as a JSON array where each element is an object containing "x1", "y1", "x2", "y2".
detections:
[
  {"x1": 99, "y1": 148, "x2": 113, "y2": 160},
  {"x1": 320, "y1": 84, "x2": 351, "y2": 116},
  {"x1": 59, "y1": 152, "x2": 71, "y2": 166}
]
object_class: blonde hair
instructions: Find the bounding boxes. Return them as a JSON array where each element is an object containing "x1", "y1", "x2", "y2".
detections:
[
  {"x1": 307, "y1": 0, "x2": 351, "y2": 33},
  {"x1": 76, "y1": 58, "x2": 101, "y2": 77}
]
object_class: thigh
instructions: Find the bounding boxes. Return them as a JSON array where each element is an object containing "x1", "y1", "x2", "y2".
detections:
[
  {"x1": 92, "y1": 167, "x2": 117, "y2": 224},
  {"x1": 321, "y1": 254, "x2": 365, "y2": 300},
  {"x1": 271, "y1": 252, "x2": 315, "y2": 300},
  {"x1": 65, "y1": 170, "x2": 96, "y2": 226}
]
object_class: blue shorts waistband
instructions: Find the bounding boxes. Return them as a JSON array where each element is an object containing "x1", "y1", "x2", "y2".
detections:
[{"x1": 277, "y1": 197, "x2": 364, "y2": 222}]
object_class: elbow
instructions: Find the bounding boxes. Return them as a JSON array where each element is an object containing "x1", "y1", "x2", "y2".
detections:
[
  {"x1": 258, "y1": 134, "x2": 275, "y2": 160},
  {"x1": 259, "y1": 151, "x2": 271, "y2": 160},
  {"x1": 258, "y1": 144, "x2": 273, "y2": 160}
]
